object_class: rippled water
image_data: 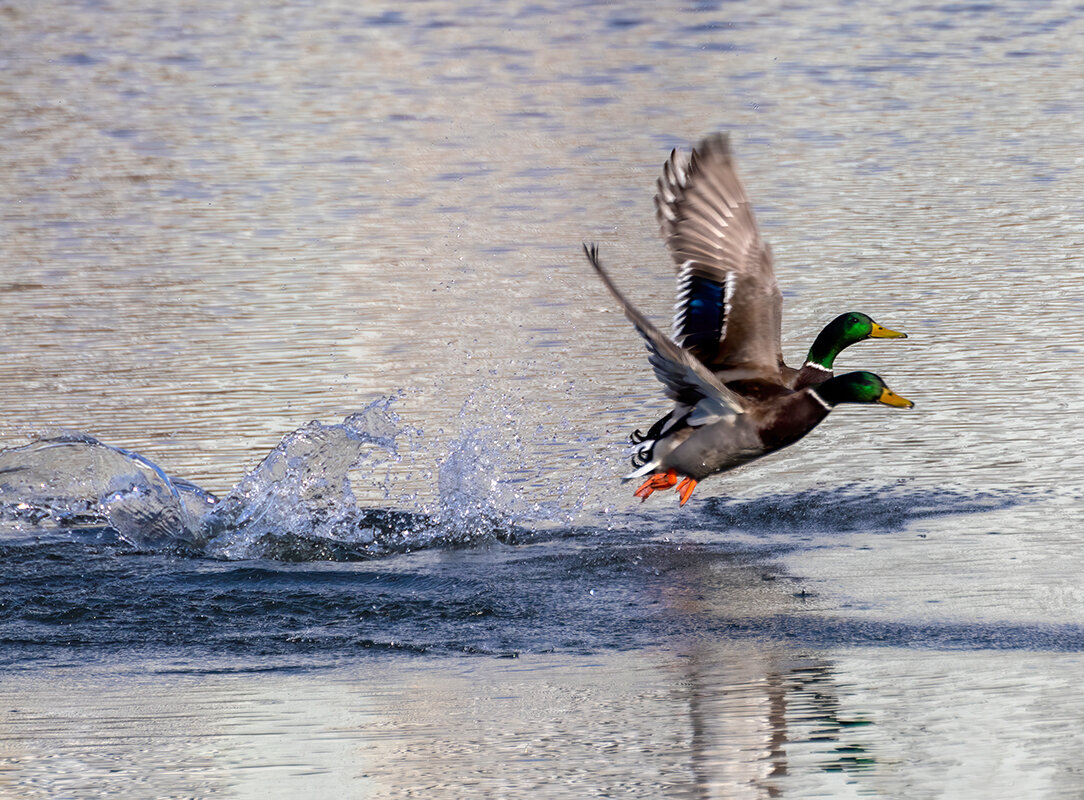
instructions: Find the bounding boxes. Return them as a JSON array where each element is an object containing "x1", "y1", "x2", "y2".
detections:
[{"x1": 2, "y1": 0, "x2": 1084, "y2": 797}]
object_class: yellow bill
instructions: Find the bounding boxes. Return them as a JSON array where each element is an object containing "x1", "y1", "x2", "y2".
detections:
[
  {"x1": 878, "y1": 387, "x2": 915, "y2": 408},
  {"x1": 869, "y1": 322, "x2": 907, "y2": 339}
]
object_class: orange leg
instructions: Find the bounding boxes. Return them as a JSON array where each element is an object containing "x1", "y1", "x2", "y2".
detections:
[
  {"x1": 634, "y1": 469, "x2": 678, "y2": 501},
  {"x1": 675, "y1": 477, "x2": 698, "y2": 506}
]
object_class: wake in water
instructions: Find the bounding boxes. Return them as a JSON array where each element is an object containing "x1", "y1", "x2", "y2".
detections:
[{"x1": 0, "y1": 398, "x2": 535, "y2": 558}]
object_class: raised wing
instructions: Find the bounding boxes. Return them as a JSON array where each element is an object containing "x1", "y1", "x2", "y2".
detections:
[
  {"x1": 583, "y1": 244, "x2": 745, "y2": 417},
  {"x1": 654, "y1": 134, "x2": 784, "y2": 382}
]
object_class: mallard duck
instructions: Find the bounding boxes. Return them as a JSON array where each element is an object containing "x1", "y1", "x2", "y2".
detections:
[{"x1": 584, "y1": 135, "x2": 914, "y2": 505}]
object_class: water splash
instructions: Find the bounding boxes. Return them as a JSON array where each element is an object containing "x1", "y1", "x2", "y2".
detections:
[
  {"x1": 0, "y1": 397, "x2": 545, "y2": 560},
  {"x1": 420, "y1": 385, "x2": 614, "y2": 535},
  {"x1": 0, "y1": 433, "x2": 216, "y2": 549},
  {"x1": 429, "y1": 425, "x2": 520, "y2": 539},
  {"x1": 203, "y1": 397, "x2": 430, "y2": 559}
]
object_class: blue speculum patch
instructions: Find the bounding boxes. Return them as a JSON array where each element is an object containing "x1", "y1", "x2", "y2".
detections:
[{"x1": 678, "y1": 275, "x2": 725, "y2": 357}]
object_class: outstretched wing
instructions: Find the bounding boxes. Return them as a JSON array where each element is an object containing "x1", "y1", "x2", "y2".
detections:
[
  {"x1": 584, "y1": 244, "x2": 744, "y2": 419},
  {"x1": 654, "y1": 134, "x2": 784, "y2": 382}
]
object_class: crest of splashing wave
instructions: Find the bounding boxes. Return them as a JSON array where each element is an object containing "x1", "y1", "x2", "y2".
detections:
[
  {"x1": 0, "y1": 432, "x2": 216, "y2": 549},
  {"x1": 203, "y1": 395, "x2": 567, "y2": 559},
  {"x1": 203, "y1": 397, "x2": 429, "y2": 559}
]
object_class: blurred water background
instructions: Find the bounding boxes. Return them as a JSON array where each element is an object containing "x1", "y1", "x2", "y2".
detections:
[{"x1": 1, "y1": 0, "x2": 1084, "y2": 797}]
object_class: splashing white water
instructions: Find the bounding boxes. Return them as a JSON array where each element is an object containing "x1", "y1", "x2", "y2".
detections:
[
  {"x1": 430, "y1": 425, "x2": 517, "y2": 538},
  {"x1": 203, "y1": 398, "x2": 413, "y2": 558},
  {"x1": 0, "y1": 433, "x2": 215, "y2": 549}
]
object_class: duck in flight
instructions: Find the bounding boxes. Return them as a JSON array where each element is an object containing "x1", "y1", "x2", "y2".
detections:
[{"x1": 585, "y1": 134, "x2": 914, "y2": 506}]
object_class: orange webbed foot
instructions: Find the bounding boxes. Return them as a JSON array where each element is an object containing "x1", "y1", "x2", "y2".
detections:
[
  {"x1": 634, "y1": 470, "x2": 678, "y2": 501},
  {"x1": 675, "y1": 477, "x2": 698, "y2": 506}
]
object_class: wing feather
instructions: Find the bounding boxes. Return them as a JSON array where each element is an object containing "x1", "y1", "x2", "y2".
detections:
[
  {"x1": 583, "y1": 244, "x2": 745, "y2": 415},
  {"x1": 654, "y1": 134, "x2": 784, "y2": 381}
]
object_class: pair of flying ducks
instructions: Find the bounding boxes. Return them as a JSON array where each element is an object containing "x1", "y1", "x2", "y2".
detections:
[{"x1": 586, "y1": 134, "x2": 913, "y2": 506}]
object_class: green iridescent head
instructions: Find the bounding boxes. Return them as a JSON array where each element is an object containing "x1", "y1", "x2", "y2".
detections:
[
  {"x1": 814, "y1": 371, "x2": 914, "y2": 408},
  {"x1": 805, "y1": 312, "x2": 907, "y2": 370}
]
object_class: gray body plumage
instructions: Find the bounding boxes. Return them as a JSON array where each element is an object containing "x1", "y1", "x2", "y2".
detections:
[{"x1": 647, "y1": 414, "x2": 764, "y2": 481}]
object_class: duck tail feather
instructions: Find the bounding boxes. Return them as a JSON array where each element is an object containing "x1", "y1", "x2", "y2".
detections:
[{"x1": 623, "y1": 459, "x2": 661, "y2": 482}]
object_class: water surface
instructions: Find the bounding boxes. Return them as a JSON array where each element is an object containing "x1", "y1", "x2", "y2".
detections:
[{"x1": 1, "y1": 0, "x2": 1084, "y2": 797}]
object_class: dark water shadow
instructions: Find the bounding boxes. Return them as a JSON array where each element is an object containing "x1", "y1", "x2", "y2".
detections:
[
  {"x1": 4, "y1": 522, "x2": 1079, "y2": 664},
  {"x1": 724, "y1": 615, "x2": 1084, "y2": 652},
  {"x1": 687, "y1": 481, "x2": 1026, "y2": 534}
]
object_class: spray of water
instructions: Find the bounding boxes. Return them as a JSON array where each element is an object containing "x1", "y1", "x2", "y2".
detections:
[{"x1": 0, "y1": 390, "x2": 617, "y2": 558}]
